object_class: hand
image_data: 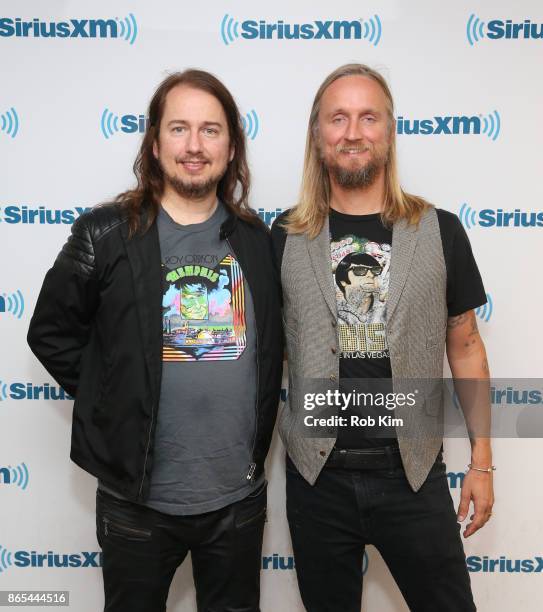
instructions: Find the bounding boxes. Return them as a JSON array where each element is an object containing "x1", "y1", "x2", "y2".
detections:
[{"x1": 457, "y1": 468, "x2": 494, "y2": 537}]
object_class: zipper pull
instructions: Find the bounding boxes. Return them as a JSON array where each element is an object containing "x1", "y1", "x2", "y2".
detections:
[
  {"x1": 103, "y1": 517, "x2": 109, "y2": 536},
  {"x1": 246, "y1": 463, "x2": 257, "y2": 482}
]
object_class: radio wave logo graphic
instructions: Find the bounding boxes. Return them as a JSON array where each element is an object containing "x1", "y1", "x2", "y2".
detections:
[
  {"x1": 481, "y1": 110, "x2": 500, "y2": 141},
  {"x1": 221, "y1": 14, "x2": 240, "y2": 46},
  {"x1": 1, "y1": 463, "x2": 29, "y2": 490},
  {"x1": 467, "y1": 14, "x2": 486, "y2": 46},
  {"x1": 475, "y1": 294, "x2": 493, "y2": 323},
  {"x1": 100, "y1": 108, "x2": 120, "y2": 139},
  {"x1": 459, "y1": 203, "x2": 478, "y2": 230},
  {"x1": 241, "y1": 110, "x2": 259, "y2": 140},
  {"x1": 0, "y1": 546, "x2": 13, "y2": 574},
  {"x1": 0, "y1": 290, "x2": 25, "y2": 319},
  {"x1": 0, "y1": 380, "x2": 8, "y2": 401},
  {"x1": 0, "y1": 107, "x2": 19, "y2": 138},
  {"x1": 361, "y1": 15, "x2": 382, "y2": 46},
  {"x1": 115, "y1": 13, "x2": 138, "y2": 45}
]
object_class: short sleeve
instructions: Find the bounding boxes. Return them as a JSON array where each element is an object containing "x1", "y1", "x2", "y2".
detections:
[{"x1": 436, "y1": 209, "x2": 487, "y2": 317}]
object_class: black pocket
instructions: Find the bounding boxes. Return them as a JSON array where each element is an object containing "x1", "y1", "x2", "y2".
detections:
[
  {"x1": 101, "y1": 516, "x2": 152, "y2": 542},
  {"x1": 235, "y1": 484, "x2": 267, "y2": 529}
]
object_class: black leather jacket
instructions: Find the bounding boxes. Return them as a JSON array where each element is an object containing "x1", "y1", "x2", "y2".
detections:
[{"x1": 27, "y1": 203, "x2": 283, "y2": 500}]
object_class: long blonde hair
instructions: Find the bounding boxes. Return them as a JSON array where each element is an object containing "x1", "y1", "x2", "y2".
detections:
[{"x1": 284, "y1": 64, "x2": 429, "y2": 238}]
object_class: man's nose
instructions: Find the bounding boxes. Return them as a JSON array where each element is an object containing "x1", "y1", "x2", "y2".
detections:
[
  {"x1": 344, "y1": 118, "x2": 363, "y2": 142},
  {"x1": 186, "y1": 130, "x2": 203, "y2": 154}
]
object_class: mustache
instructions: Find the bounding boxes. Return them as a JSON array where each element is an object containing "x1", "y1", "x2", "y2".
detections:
[
  {"x1": 335, "y1": 144, "x2": 371, "y2": 154},
  {"x1": 175, "y1": 156, "x2": 209, "y2": 163}
]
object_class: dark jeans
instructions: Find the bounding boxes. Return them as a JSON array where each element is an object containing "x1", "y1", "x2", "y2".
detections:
[
  {"x1": 286, "y1": 453, "x2": 476, "y2": 612},
  {"x1": 96, "y1": 482, "x2": 267, "y2": 612}
]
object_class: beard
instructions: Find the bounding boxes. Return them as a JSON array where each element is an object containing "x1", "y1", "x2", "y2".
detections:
[
  {"x1": 160, "y1": 158, "x2": 227, "y2": 200},
  {"x1": 322, "y1": 143, "x2": 389, "y2": 190}
]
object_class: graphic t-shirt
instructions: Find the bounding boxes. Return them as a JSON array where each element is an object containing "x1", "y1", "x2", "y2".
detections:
[
  {"x1": 145, "y1": 202, "x2": 259, "y2": 514},
  {"x1": 328, "y1": 208, "x2": 487, "y2": 448}
]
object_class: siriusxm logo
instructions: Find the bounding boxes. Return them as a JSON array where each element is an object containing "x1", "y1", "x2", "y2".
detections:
[
  {"x1": 447, "y1": 471, "x2": 465, "y2": 489},
  {"x1": 101, "y1": 108, "x2": 260, "y2": 140},
  {"x1": 0, "y1": 107, "x2": 19, "y2": 138},
  {"x1": 0, "y1": 380, "x2": 73, "y2": 401},
  {"x1": 258, "y1": 208, "x2": 283, "y2": 227},
  {"x1": 0, "y1": 463, "x2": 29, "y2": 490},
  {"x1": 396, "y1": 111, "x2": 500, "y2": 140},
  {"x1": 0, "y1": 546, "x2": 102, "y2": 573},
  {"x1": 262, "y1": 552, "x2": 368, "y2": 574},
  {"x1": 467, "y1": 555, "x2": 543, "y2": 573},
  {"x1": 492, "y1": 386, "x2": 543, "y2": 406},
  {"x1": 0, "y1": 290, "x2": 24, "y2": 319},
  {"x1": 221, "y1": 14, "x2": 382, "y2": 46},
  {"x1": 475, "y1": 293, "x2": 493, "y2": 323},
  {"x1": 467, "y1": 15, "x2": 543, "y2": 46},
  {"x1": 459, "y1": 203, "x2": 543, "y2": 229},
  {"x1": 0, "y1": 205, "x2": 91, "y2": 224},
  {"x1": 0, "y1": 14, "x2": 137, "y2": 44}
]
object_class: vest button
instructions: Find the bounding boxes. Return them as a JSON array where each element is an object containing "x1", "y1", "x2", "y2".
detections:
[
  {"x1": 331, "y1": 320, "x2": 337, "y2": 327},
  {"x1": 319, "y1": 450, "x2": 326, "y2": 457},
  {"x1": 331, "y1": 347, "x2": 337, "y2": 354},
  {"x1": 330, "y1": 374, "x2": 336, "y2": 381}
]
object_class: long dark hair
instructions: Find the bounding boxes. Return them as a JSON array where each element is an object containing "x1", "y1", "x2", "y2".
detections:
[{"x1": 116, "y1": 69, "x2": 255, "y2": 236}]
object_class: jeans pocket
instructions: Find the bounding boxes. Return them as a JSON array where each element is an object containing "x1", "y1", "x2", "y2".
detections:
[{"x1": 96, "y1": 490, "x2": 153, "y2": 543}]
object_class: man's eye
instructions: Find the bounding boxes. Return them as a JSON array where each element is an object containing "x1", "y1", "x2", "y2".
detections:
[
  {"x1": 332, "y1": 117, "x2": 345, "y2": 124},
  {"x1": 204, "y1": 128, "x2": 218, "y2": 136},
  {"x1": 363, "y1": 117, "x2": 376, "y2": 123},
  {"x1": 172, "y1": 126, "x2": 186, "y2": 133}
]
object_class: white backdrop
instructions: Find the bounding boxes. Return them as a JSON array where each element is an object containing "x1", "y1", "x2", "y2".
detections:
[{"x1": 1, "y1": 0, "x2": 542, "y2": 610}]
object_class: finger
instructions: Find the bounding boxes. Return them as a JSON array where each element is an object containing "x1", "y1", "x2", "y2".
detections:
[{"x1": 457, "y1": 492, "x2": 471, "y2": 522}]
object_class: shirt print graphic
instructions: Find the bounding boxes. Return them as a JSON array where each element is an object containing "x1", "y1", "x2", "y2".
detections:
[
  {"x1": 162, "y1": 254, "x2": 247, "y2": 361},
  {"x1": 331, "y1": 234, "x2": 391, "y2": 359}
]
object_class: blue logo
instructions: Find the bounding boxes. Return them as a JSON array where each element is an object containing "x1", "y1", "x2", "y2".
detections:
[
  {"x1": 0, "y1": 463, "x2": 29, "y2": 490},
  {"x1": 100, "y1": 109, "x2": 147, "y2": 139},
  {"x1": 475, "y1": 294, "x2": 493, "y2": 323},
  {"x1": 0, "y1": 546, "x2": 102, "y2": 573},
  {"x1": 396, "y1": 111, "x2": 500, "y2": 139},
  {"x1": 258, "y1": 208, "x2": 283, "y2": 227},
  {"x1": 0, "y1": 107, "x2": 19, "y2": 138},
  {"x1": 241, "y1": 110, "x2": 259, "y2": 140},
  {"x1": 0, "y1": 290, "x2": 24, "y2": 319},
  {"x1": 447, "y1": 471, "x2": 466, "y2": 489},
  {"x1": 0, "y1": 15, "x2": 137, "y2": 44},
  {"x1": 0, "y1": 205, "x2": 91, "y2": 224},
  {"x1": 262, "y1": 552, "x2": 369, "y2": 574},
  {"x1": 467, "y1": 14, "x2": 543, "y2": 46},
  {"x1": 0, "y1": 379, "x2": 73, "y2": 401},
  {"x1": 459, "y1": 203, "x2": 543, "y2": 229},
  {"x1": 467, "y1": 555, "x2": 543, "y2": 573},
  {"x1": 220, "y1": 14, "x2": 382, "y2": 46}
]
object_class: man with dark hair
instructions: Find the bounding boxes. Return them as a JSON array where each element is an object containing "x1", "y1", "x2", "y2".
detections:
[{"x1": 28, "y1": 69, "x2": 283, "y2": 612}]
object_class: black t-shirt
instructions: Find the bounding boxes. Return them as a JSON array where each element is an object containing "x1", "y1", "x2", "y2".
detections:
[{"x1": 272, "y1": 207, "x2": 487, "y2": 449}]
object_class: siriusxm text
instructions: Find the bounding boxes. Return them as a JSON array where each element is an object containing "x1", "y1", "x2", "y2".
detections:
[
  {"x1": 0, "y1": 18, "x2": 121, "y2": 38},
  {"x1": 241, "y1": 20, "x2": 363, "y2": 40},
  {"x1": 0, "y1": 206, "x2": 91, "y2": 225}
]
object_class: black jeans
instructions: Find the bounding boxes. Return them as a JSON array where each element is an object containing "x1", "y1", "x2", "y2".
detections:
[
  {"x1": 286, "y1": 453, "x2": 476, "y2": 612},
  {"x1": 96, "y1": 483, "x2": 267, "y2": 612}
]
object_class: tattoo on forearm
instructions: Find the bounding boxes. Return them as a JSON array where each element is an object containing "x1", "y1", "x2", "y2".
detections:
[{"x1": 447, "y1": 312, "x2": 469, "y2": 329}]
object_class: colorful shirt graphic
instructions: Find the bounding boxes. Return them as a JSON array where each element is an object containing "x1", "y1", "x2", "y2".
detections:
[
  {"x1": 162, "y1": 254, "x2": 247, "y2": 361},
  {"x1": 331, "y1": 234, "x2": 391, "y2": 360}
]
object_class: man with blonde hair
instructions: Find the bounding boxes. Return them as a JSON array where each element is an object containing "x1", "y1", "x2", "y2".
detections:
[{"x1": 271, "y1": 64, "x2": 494, "y2": 611}]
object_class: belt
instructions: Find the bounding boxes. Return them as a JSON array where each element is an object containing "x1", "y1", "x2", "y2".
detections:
[{"x1": 325, "y1": 446, "x2": 403, "y2": 470}]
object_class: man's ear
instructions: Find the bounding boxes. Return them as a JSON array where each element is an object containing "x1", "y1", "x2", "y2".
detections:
[
  {"x1": 229, "y1": 145, "x2": 235, "y2": 163},
  {"x1": 152, "y1": 139, "x2": 158, "y2": 160}
]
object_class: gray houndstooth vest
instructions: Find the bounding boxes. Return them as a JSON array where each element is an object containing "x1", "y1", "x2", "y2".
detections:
[{"x1": 279, "y1": 206, "x2": 447, "y2": 492}]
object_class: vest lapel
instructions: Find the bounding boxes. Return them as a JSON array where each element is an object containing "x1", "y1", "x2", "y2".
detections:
[
  {"x1": 386, "y1": 217, "x2": 419, "y2": 323},
  {"x1": 306, "y1": 216, "x2": 337, "y2": 320}
]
